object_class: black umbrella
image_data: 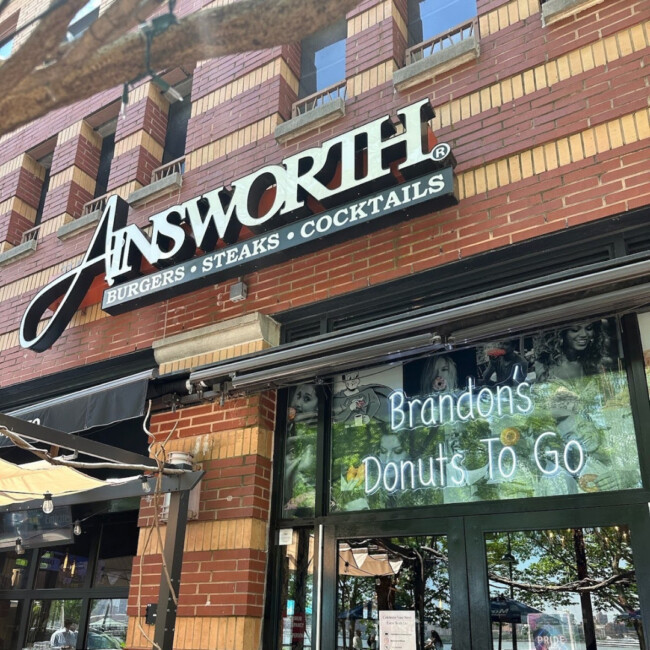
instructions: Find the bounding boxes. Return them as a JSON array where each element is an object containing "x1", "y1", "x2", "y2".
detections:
[{"x1": 490, "y1": 597, "x2": 542, "y2": 624}]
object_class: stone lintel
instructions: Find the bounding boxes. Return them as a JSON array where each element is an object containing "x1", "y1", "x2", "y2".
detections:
[{"x1": 152, "y1": 312, "x2": 281, "y2": 367}]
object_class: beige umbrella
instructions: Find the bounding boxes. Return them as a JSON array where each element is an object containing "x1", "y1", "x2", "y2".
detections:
[
  {"x1": 0, "y1": 458, "x2": 108, "y2": 507},
  {"x1": 339, "y1": 543, "x2": 403, "y2": 577}
]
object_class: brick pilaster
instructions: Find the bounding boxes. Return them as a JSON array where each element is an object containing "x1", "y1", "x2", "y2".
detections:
[
  {"x1": 108, "y1": 82, "x2": 169, "y2": 193},
  {"x1": 125, "y1": 393, "x2": 276, "y2": 650},
  {"x1": 0, "y1": 154, "x2": 45, "y2": 247},
  {"x1": 40, "y1": 120, "x2": 102, "y2": 226},
  {"x1": 346, "y1": 0, "x2": 406, "y2": 80}
]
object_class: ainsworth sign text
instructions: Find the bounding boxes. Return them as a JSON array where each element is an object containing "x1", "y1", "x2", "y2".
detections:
[{"x1": 21, "y1": 99, "x2": 457, "y2": 351}]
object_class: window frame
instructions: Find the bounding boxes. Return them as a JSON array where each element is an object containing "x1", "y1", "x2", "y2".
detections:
[{"x1": 0, "y1": 510, "x2": 137, "y2": 649}]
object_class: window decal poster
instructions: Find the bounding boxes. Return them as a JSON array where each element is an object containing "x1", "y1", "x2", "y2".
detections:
[
  {"x1": 330, "y1": 317, "x2": 642, "y2": 511},
  {"x1": 379, "y1": 610, "x2": 416, "y2": 650}
]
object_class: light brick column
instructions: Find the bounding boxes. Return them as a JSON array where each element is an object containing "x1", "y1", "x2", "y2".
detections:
[
  {"x1": 124, "y1": 314, "x2": 280, "y2": 650},
  {"x1": 39, "y1": 120, "x2": 103, "y2": 236},
  {"x1": 0, "y1": 154, "x2": 46, "y2": 250},
  {"x1": 108, "y1": 82, "x2": 169, "y2": 197}
]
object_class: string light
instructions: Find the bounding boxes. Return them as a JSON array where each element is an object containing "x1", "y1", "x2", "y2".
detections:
[
  {"x1": 15, "y1": 538, "x2": 24, "y2": 555},
  {"x1": 73, "y1": 520, "x2": 82, "y2": 536},
  {"x1": 140, "y1": 476, "x2": 152, "y2": 494},
  {"x1": 42, "y1": 492, "x2": 54, "y2": 514}
]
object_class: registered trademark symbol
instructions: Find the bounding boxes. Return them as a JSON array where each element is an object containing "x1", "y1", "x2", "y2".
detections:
[{"x1": 431, "y1": 143, "x2": 451, "y2": 161}]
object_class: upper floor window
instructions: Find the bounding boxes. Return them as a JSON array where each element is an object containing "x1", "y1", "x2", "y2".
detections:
[
  {"x1": 407, "y1": 0, "x2": 477, "y2": 46},
  {"x1": 162, "y1": 78, "x2": 192, "y2": 166},
  {"x1": 0, "y1": 12, "x2": 18, "y2": 60},
  {"x1": 299, "y1": 19, "x2": 347, "y2": 99},
  {"x1": 34, "y1": 154, "x2": 52, "y2": 227},
  {"x1": 94, "y1": 121, "x2": 116, "y2": 199},
  {"x1": 66, "y1": 0, "x2": 100, "y2": 41}
]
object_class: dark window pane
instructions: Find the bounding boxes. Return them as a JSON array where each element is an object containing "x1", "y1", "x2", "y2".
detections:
[
  {"x1": 0, "y1": 599, "x2": 22, "y2": 649},
  {"x1": 34, "y1": 168, "x2": 50, "y2": 227},
  {"x1": 87, "y1": 598, "x2": 128, "y2": 649},
  {"x1": 93, "y1": 520, "x2": 137, "y2": 587},
  {"x1": 278, "y1": 529, "x2": 314, "y2": 649},
  {"x1": 283, "y1": 384, "x2": 319, "y2": 518},
  {"x1": 25, "y1": 598, "x2": 82, "y2": 647},
  {"x1": 337, "y1": 536, "x2": 452, "y2": 649},
  {"x1": 94, "y1": 131, "x2": 115, "y2": 198},
  {"x1": 162, "y1": 98, "x2": 191, "y2": 164},
  {"x1": 67, "y1": 0, "x2": 100, "y2": 41},
  {"x1": 299, "y1": 20, "x2": 346, "y2": 98},
  {"x1": 407, "y1": 0, "x2": 477, "y2": 45},
  {"x1": 35, "y1": 536, "x2": 91, "y2": 589},
  {"x1": 0, "y1": 551, "x2": 30, "y2": 590}
]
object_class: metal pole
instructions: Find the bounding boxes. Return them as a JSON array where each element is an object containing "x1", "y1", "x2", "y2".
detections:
[{"x1": 153, "y1": 489, "x2": 190, "y2": 650}]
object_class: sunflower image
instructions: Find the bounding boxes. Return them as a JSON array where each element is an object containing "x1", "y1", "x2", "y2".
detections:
[
  {"x1": 500, "y1": 427, "x2": 521, "y2": 446},
  {"x1": 346, "y1": 464, "x2": 365, "y2": 485}
]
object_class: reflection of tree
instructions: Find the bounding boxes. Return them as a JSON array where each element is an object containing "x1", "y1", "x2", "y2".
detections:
[
  {"x1": 338, "y1": 537, "x2": 450, "y2": 650},
  {"x1": 283, "y1": 531, "x2": 313, "y2": 650},
  {"x1": 487, "y1": 527, "x2": 643, "y2": 649}
]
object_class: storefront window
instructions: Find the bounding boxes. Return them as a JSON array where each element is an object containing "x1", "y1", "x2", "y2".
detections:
[
  {"x1": 278, "y1": 529, "x2": 314, "y2": 649},
  {"x1": 35, "y1": 537, "x2": 91, "y2": 589},
  {"x1": 0, "y1": 599, "x2": 21, "y2": 648},
  {"x1": 337, "y1": 536, "x2": 452, "y2": 649},
  {"x1": 283, "y1": 385, "x2": 319, "y2": 518},
  {"x1": 0, "y1": 552, "x2": 30, "y2": 589},
  {"x1": 87, "y1": 598, "x2": 127, "y2": 648},
  {"x1": 637, "y1": 311, "x2": 650, "y2": 395},
  {"x1": 331, "y1": 317, "x2": 642, "y2": 512},
  {"x1": 25, "y1": 598, "x2": 82, "y2": 648},
  {"x1": 93, "y1": 522, "x2": 136, "y2": 587}
]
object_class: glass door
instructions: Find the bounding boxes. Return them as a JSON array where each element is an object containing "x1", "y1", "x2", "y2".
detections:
[
  {"x1": 322, "y1": 504, "x2": 650, "y2": 649},
  {"x1": 323, "y1": 516, "x2": 470, "y2": 650},
  {"x1": 466, "y1": 505, "x2": 650, "y2": 650}
]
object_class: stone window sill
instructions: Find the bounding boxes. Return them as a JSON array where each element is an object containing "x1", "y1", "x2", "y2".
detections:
[
  {"x1": 275, "y1": 97, "x2": 346, "y2": 144},
  {"x1": 128, "y1": 172, "x2": 183, "y2": 207},
  {"x1": 541, "y1": 0, "x2": 604, "y2": 26},
  {"x1": 0, "y1": 239, "x2": 37, "y2": 267},
  {"x1": 393, "y1": 36, "x2": 480, "y2": 92},
  {"x1": 57, "y1": 209, "x2": 103, "y2": 240}
]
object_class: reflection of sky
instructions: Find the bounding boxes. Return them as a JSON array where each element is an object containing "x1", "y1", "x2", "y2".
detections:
[
  {"x1": 0, "y1": 39, "x2": 12, "y2": 60},
  {"x1": 414, "y1": 0, "x2": 476, "y2": 41},
  {"x1": 313, "y1": 39, "x2": 346, "y2": 91}
]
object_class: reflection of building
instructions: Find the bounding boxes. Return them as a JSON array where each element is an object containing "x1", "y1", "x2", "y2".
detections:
[{"x1": 0, "y1": 0, "x2": 649, "y2": 648}]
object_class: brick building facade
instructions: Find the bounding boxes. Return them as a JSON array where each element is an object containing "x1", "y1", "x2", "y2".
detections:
[{"x1": 0, "y1": 0, "x2": 649, "y2": 648}]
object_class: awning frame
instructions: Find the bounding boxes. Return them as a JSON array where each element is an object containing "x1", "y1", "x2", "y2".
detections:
[
  {"x1": 189, "y1": 253, "x2": 650, "y2": 391},
  {"x1": 0, "y1": 415, "x2": 203, "y2": 650},
  {"x1": 0, "y1": 413, "x2": 160, "y2": 469}
]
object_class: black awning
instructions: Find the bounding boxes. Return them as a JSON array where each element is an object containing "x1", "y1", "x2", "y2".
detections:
[{"x1": 6, "y1": 370, "x2": 156, "y2": 435}]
